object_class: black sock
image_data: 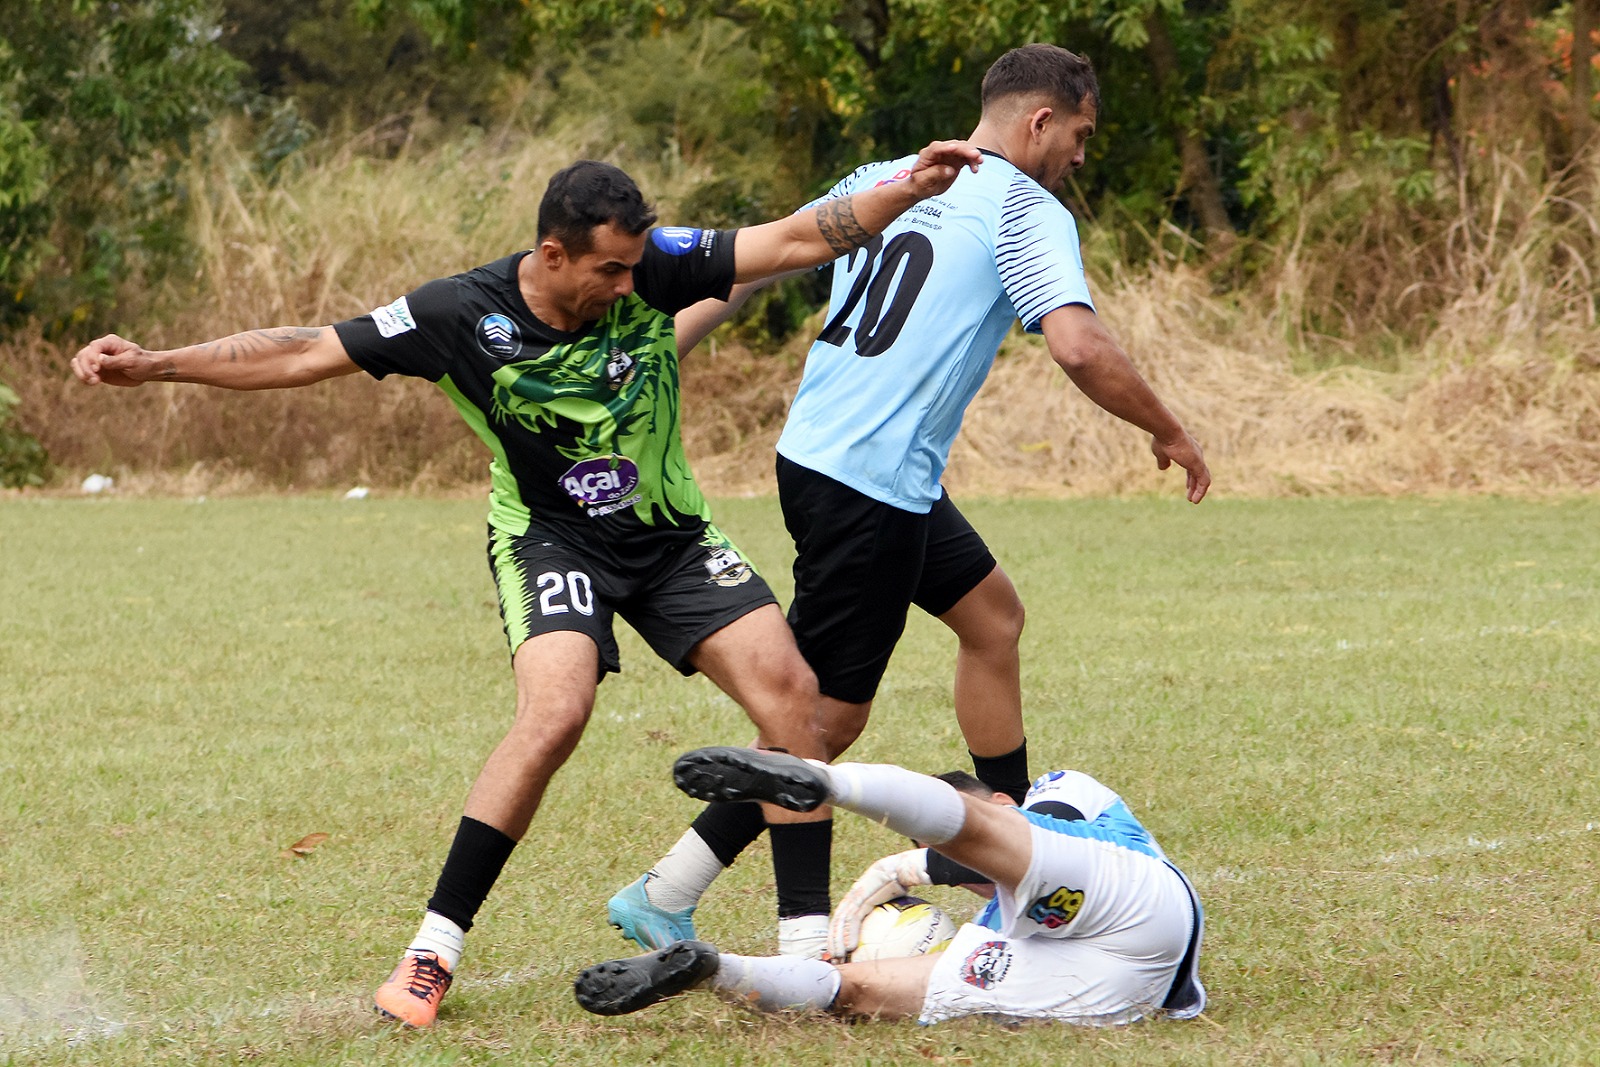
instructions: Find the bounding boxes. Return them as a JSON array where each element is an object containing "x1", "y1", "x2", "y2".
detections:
[
  {"x1": 971, "y1": 739, "x2": 1030, "y2": 804},
  {"x1": 770, "y1": 819, "x2": 833, "y2": 918},
  {"x1": 425, "y1": 816, "x2": 518, "y2": 932},
  {"x1": 690, "y1": 801, "x2": 768, "y2": 866}
]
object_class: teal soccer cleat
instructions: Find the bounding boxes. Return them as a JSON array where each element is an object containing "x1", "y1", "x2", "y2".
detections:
[{"x1": 607, "y1": 875, "x2": 698, "y2": 951}]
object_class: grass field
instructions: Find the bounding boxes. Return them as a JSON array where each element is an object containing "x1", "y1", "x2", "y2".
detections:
[{"x1": 2, "y1": 494, "x2": 1597, "y2": 1065}]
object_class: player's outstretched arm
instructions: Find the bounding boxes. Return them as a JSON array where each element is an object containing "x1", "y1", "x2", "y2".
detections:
[
  {"x1": 675, "y1": 280, "x2": 767, "y2": 356},
  {"x1": 71, "y1": 327, "x2": 361, "y2": 391},
  {"x1": 675, "y1": 263, "x2": 823, "y2": 355},
  {"x1": 728, "y1": 140, "x2": 981, "y2": 283},
  {"x1": 1040, "y1": 304, "x2": 1211, "y2": 504}
]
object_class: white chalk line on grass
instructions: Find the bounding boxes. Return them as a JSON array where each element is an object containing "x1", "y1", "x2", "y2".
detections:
[
  {"x1": 0, "y1": 927, "x2": 129, "y2": 1053},
  {"x1": 1206, "y1": 820, "x2": 1600, "y2": 886},
  {"x1": 0, "y1": 940, "x2": 559, "y2": 1057}
]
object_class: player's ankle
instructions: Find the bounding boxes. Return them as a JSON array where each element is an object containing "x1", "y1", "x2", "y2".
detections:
[
  {"x1": 777, "y1": 914, "x2": 829, "y2": 959},
  {"x1": 410, "y1": 911, "x2": 466, "y2": 970}
]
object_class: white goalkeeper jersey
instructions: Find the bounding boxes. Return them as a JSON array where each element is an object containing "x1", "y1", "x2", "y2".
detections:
[{"x1": 922, "y1": 770, "x2": 1205, "y2": 1025}]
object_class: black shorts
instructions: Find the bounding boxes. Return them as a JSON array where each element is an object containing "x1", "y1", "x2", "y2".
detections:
[
  {"x1": 776, "y1": 455, "x2": 996, "y2": 704},
  {"x1": 486, "y1": 524, "x2": 778, "y2": 677}
]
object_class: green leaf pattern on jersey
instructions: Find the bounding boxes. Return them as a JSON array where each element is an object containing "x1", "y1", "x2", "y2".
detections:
[{"x1": 487, "y1": 294, "x2": 706, "y2": 528}]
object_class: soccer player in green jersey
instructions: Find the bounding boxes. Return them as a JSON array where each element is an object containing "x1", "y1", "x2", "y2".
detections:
[{"x1": 70, "y1": 140, "x2": 981, "y2": 1028}]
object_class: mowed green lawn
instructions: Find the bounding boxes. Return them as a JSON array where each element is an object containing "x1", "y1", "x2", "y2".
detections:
[{"x1": 2, "y1": 494, "x2": 1596, "y2": 1066}]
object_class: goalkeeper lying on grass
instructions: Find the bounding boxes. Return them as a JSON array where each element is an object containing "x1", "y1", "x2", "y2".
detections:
[{"x1": 576, "y1": 748, "x2": 1206, "y2": 1025}]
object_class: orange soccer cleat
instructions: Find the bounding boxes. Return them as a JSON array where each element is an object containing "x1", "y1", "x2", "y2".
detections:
[{"x1": 373, "y1": 950, "x2": 454, "y2": 1028}]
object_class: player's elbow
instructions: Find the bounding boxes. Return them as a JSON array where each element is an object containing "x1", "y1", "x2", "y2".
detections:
[{"x1": 1049, "y1": 333, "x2": 1116, "y2": 377}]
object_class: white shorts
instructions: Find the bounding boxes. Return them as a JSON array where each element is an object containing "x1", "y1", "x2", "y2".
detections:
[{"x1": 919, "y1": 820, "x2": 1198, "y2": 1025}]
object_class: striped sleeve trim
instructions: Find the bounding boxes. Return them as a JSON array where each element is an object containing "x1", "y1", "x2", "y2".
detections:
[{"x1": 995, "y1": 173, "x2": 1093, "y2": 330}]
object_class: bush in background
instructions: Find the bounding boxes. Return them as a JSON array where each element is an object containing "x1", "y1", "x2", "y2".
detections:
[
  {"x1": 0, "y1": 0, "x2": 243, "y2": 335},
  {"x1": 0, "y1": 381, "x2": 48, "y2": 488}
]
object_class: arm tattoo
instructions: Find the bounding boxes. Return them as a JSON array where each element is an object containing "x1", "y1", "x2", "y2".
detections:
[
  {"x1": 197, "y1": 326, "x2": 321, "y2": 364},
  {"x1": 816, "y1": 196, "x2": 874, "y2": 256}
]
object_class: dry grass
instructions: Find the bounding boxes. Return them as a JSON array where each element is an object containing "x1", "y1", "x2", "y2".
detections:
[{"x1": 6, "y1": 131, "x2": 1599, "y2": 498}]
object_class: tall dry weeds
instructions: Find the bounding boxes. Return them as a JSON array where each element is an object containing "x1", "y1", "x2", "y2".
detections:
[{"x1": 6, "y1": 134, "x2": 1599, "y2": 498}]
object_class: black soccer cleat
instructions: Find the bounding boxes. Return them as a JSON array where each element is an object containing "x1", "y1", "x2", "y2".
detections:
[
  {"x1": 574, "y1": 939, "x2": 721, "y2": 1016},
  {"x1": 671, "y1": 746, "x2": 832, "y2": 812}
]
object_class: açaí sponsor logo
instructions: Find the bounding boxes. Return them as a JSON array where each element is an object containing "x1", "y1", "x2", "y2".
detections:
[{"x1": 560, "y1": 455, "x2": 641, "y2": 515}]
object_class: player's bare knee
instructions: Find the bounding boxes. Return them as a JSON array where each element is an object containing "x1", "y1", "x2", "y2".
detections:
[
  {"x1": 510, "y1": 695, "x2": 592, "y2": 751},
  {"x1": 776, "y1": 655, "x2": 821, "y2": 711},
  {"x1": 991, "y1": 595, "x2": 1025, "y2": 646},
  {"x1": 819, "y1": 700, "x2": 870, "y2": 758},
  {"x1": 831, "y1": 958, "x2": 931, "y2": 1020}
]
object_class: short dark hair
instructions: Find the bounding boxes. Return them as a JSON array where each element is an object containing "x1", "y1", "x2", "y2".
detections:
[
  {"x1": 980, "y1": 44, "x2": 1100, "y2": 116},
  {"x1": 935, "y1": 770, "x2": 993, "y2": 797},
  {"x1": 536, "y1": 160, "x2": 658, "y2": 256}
]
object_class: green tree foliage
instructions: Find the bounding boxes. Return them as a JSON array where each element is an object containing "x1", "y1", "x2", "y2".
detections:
[
  {"x1": 0, "y1": 381, "x2": 48, "y2": 488},
  {"x1": 218, "y1": 0, "x2": 526, "y2": 141},
  {"x1": 546, "y1": 21, "x2": 792, "y2": 224},
  {"x1": 0, "y1": 0, "x2": 243, "y2": 332}
]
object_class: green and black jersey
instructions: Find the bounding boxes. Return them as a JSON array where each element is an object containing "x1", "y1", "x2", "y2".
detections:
[{"x1": 334, "y1": 228, "x2": 737, "y2": 573}]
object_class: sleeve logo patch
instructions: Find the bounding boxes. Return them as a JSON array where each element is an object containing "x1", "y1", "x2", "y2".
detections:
[
  {"x1": 651, "y1": 227, "x2": 703, "y2": 256},
  {"x1": 371, "y1": 296, "x2": 416, "y2": 338}
]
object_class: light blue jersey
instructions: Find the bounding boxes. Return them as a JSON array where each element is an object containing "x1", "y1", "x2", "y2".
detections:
[{"x1": 776, "y1": 151, "x2": 1095, "y2": 512}]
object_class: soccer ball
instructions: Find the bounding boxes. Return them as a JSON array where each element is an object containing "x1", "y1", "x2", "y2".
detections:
[{"x1": 850, "y1": 896, "x2": 957, "y2": 961}]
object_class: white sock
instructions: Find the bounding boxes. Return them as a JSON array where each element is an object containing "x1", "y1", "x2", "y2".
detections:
[
  {"x1": 776, "y1": 914, "x2": 829, "y2": 959},
  {"x1": 408, "y1": 911, "x2": 465, "y2": 971},
  {"x1": 821, "y1": 763, "x2": 968, "y2": 844},
  {"x1": 710, "y1": 952, "x2": 841, "y2": 1013},
  {"x1": 644, "y1": 830, "x2": 723, "y2": 912}
]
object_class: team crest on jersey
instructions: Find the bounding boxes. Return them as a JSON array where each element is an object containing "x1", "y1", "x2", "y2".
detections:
[
  {"x1": 1026, "y1": 885, "x2": 1086, "y2": 930},
  {"x1": 477, "y1": 313, "x2": 522, "y2": 359},
  {"x1": 959, "y1": 941, "x2": 1012, "y2": 990},
  {"x1": 605, "y1": 348, "x2": 637, "y2": 390},
  {"x1": 703, "y1": 547, "x2": 752, "y2": 587}
]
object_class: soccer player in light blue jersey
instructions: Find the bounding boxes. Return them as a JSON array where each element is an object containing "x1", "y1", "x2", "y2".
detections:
[{"x1": 609, "y1": 45, "x2": 1210, "y2": 960}]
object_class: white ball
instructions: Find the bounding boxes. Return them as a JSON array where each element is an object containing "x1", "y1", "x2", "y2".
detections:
[{"x1": 851, "y1": 896, "x2": 957, "y2": 961}]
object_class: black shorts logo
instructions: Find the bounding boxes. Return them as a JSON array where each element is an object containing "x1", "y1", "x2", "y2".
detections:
[{"x1": 704, "y1": 547, "x2": 752, "y2": 587}]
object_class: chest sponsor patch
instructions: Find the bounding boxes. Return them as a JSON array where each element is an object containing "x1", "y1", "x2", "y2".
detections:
[
  {"x1": 560, "y1": 455, "x2": 641, "y2": 511},
  {"x1": 959, "y1": 941, "x2": 1013, "y2": 990},
  {"x1": 371, "y1": 296, "x2": 416, "y2": 338},
  {"x1": 1025, "y1": 885, "x2": 1086, "y2": 929},
  {"x1": 477, "y1": 313, "x2": 523, "y2": 359}
]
